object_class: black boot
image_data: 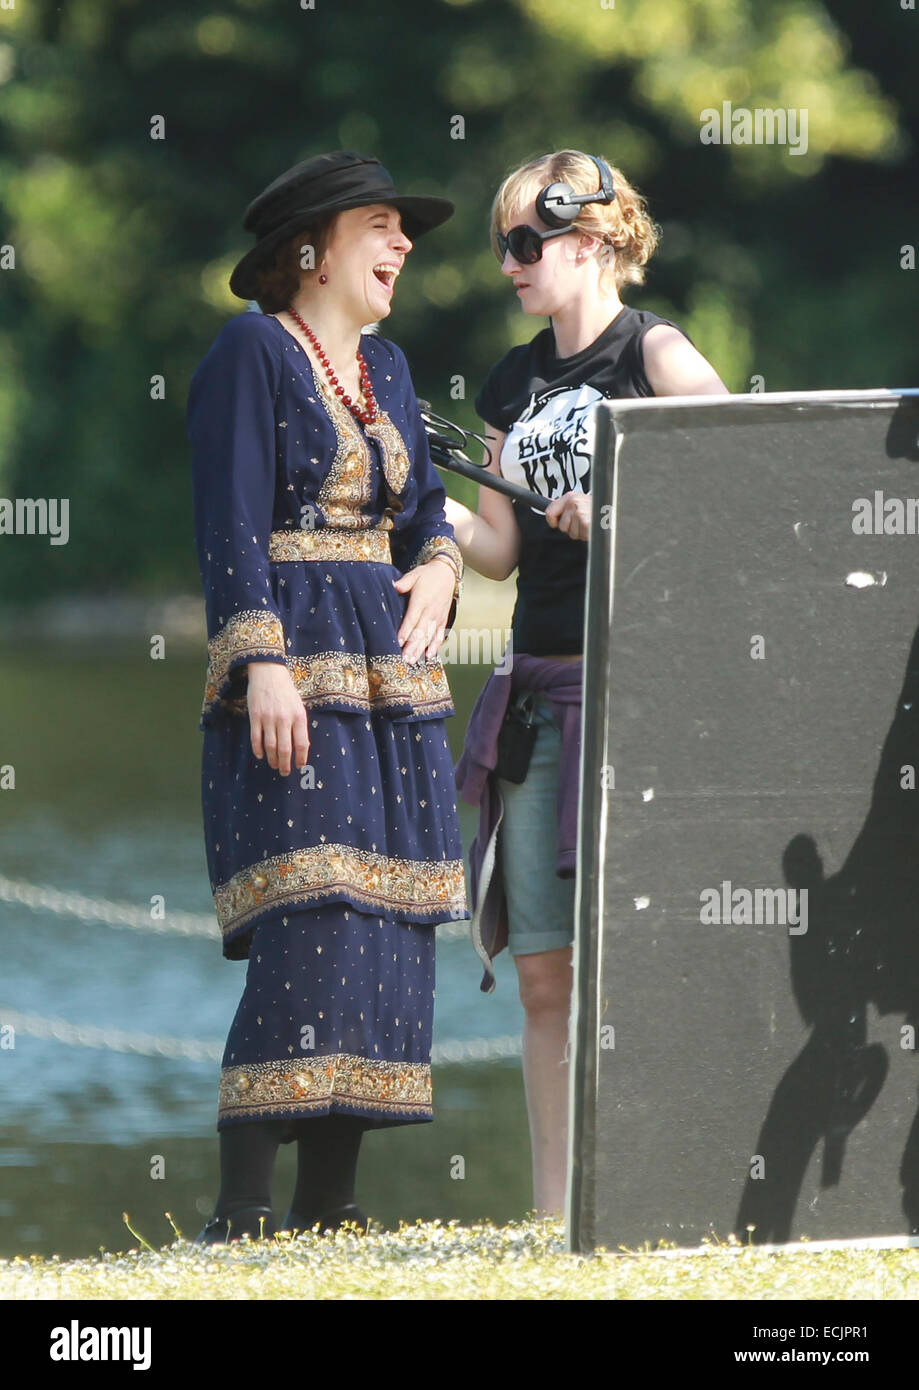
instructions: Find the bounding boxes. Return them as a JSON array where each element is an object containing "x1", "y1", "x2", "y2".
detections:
[
  {"x1": 196, "y1": 1204, "x2": 276, "y2": 1245},
  {"x1": 281, "y1": 1113, "x2": 368, "y2": 1235},
  {"x1": 195, "y1": 1117, "x2": 286, "y2": 1244},
  {"x1": 281, "y1": 1202, "x2": 371, "y2": 1236}
]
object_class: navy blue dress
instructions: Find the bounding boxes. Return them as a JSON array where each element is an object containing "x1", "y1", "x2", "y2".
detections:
[{"x1": 186, "y1": 310, "x2": 469, "y2": 1135}]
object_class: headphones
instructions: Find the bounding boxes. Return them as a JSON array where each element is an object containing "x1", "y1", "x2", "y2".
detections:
[{"x1": 535, "y1": 153, "x2": 616, "y2": 228}]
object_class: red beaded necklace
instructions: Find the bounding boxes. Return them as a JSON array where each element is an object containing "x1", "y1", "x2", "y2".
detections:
[{"x1": 286, "y1": 306, "x2": 380, "y2": 424}]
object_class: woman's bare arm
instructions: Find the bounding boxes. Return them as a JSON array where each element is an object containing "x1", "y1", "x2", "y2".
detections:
[
  {"x1": 641, "y1": 325, "x2": 730, "y2": 396},
  {"x1": 443, "y1": 425, "x2": 521, "y2": 582}
]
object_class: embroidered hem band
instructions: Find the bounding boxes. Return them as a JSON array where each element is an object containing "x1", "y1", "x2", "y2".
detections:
[
  {"x1": 218, "y1": 1054, "x2": 432, "y2": 1123},
  {"x1": 215, "y1": 843, "x2": 467, "y2": 936}
]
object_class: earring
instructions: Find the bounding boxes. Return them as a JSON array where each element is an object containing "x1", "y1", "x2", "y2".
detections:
[{"x1": 319, "y1": 273, "x2": 328, "y2": 284}]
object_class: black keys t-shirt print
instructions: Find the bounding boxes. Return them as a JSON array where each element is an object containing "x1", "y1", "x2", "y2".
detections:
[
  {"x1": 500, "y1": 380, "x2": 603, "y2": 517},
  {"x1": 473, "y1": 305, "x2": 694, "y2": 655}
]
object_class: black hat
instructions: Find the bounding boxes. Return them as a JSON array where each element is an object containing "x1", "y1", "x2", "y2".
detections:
[{"x1": 229, "y1": 149, "x2": 455, "y2": 301}]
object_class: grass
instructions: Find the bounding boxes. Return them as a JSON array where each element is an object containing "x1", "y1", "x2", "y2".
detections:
[{"x1": 2, "y1": 1216, "x2": 919, "y2": 1300}]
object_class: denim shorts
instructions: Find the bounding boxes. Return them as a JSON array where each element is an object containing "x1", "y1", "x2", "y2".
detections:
[{"x1": 496, "y1": 691, "x2": 577, "y2": 956}]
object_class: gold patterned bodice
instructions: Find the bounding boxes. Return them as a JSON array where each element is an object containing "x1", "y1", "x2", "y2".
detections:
[{"x1": 313, "y1": 376, "x2": 411, "y2": 530}]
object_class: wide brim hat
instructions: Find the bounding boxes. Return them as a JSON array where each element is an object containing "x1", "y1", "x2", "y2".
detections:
[{"x1": 229, "y1": 149, "x2": 455, "y2": 301}]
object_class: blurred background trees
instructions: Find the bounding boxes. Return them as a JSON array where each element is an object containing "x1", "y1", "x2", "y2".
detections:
[{"x1": 0, "y1": 0, "x2": 915, "y2": 600}]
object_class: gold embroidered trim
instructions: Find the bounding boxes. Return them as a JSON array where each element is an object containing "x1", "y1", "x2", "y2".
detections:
[
  {"x1": 363, "y1": 410, "x2": 412, "y2": 496},
  {"x1": 288, "y1": 651, "x2": 452, "y2": 712},
  {"x1": 219, "y1": 1054, "x2": 432, "y2": 1121},
  {"x1": 315, "y1": 381, "x2": 411, "y2": 520},
  {"x1": 268, "y1": 528, "x2": 393, "y2": 564},
  {"x1": 215, "y1": 845, "x2": 467, "y2": 933},
  {"x1": 316, "y1": 385, "x2": 373, "y2": 524},
  {"x1": 203, "y1": 609, "x2": 285, "y2": 712},
  {"x1": 411, "y1": 535, "x2": 465, "y2": 585},
  {"x1": 215, "y1": 649, "x2": 454, "y2": 718}
]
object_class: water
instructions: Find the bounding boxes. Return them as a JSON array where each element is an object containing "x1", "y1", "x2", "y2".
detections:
[{"x1": 0, "y1": 648, "x2": 534, "y2": 1256}]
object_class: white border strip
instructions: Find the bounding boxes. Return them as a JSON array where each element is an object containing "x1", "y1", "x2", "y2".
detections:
[
  {"x1": 621, "y1": 1233, "x2": 919, "y2": 1259},
  {"x1": 603, "y1": 386, "x2": 919, "y2": 415}
]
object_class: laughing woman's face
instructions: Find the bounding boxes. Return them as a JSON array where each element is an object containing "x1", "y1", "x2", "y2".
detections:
[{"x1": 320, "y1": 203, "x2": 413, "y2": 323}]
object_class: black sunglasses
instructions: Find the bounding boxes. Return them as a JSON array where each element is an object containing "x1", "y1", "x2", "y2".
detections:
[{"x1": 495, "y1": 223, "x2": 577, "y2": 265}]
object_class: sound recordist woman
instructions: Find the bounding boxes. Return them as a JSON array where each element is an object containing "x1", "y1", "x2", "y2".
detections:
[{"x1": 450, "y1": 150, "x2": 729, "y2": 1218}]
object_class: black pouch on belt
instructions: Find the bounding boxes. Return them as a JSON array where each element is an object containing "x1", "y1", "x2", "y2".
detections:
[{"x1": 495, "y1": 691, "x2": 539, "y2": 783}]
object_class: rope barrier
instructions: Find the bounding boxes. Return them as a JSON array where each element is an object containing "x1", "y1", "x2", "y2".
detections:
[
  {"x1": 0, "y1": 874, "x2": 521, "y2": 1066},
  {"x1": 0, "y1": 1005, "x2": 522, "y2": 1066}
]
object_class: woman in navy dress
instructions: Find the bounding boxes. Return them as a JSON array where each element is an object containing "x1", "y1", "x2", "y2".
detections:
[{"x1": 186, "y1": 152, "x2": 468, "y2": 1243}]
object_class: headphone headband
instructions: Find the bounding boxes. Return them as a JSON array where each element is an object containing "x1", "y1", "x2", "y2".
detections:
[{"x1": 535, "y1": 153, "x2": 616, "y2": 229}]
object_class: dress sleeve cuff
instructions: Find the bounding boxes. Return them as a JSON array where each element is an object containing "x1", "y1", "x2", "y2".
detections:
[
  {"x1": 411, "y1": 537, "x2": 464, "y2": 632},
  {"x1": 203, "y1": 609, "x2": 287, "y2": 718},
  {"x1": 409, "y1": 535, "x2": 464, "y2": 582}
]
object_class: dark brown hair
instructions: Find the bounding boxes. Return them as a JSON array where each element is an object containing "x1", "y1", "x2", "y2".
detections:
[{"x1": 251, "y1": 213, "x2": 339, "y2": 313}]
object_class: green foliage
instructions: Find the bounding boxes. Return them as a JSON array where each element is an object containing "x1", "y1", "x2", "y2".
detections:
[{"x1": 0, "y1": 0, "x2": 915, "y2": 597}]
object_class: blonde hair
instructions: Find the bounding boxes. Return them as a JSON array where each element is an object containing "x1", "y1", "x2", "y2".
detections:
[{"x1": 488, "y1": 150, "x2": 661, "y2": 293}]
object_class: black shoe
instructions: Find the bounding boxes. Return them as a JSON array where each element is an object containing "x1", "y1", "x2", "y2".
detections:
[
  {"x1": 281, "y1": 1203, "x2": 371, "y2": 1236},
  {"x1": 195, "y1": 1204, "x2": 275, "y2": 1244}
]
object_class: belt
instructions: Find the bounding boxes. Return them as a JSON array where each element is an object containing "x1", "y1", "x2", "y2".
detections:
[{"x1": 268, "y1": 528, "x2": 392, "y2": 564}]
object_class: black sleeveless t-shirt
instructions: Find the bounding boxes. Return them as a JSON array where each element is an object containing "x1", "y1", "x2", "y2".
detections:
[{"x1": 474, "y1": 304, "x2": 694, "y2": 655}]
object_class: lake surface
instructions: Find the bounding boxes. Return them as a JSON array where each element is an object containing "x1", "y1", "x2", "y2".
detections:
[{"x1": 0, "y1": 647, "x2": 538, "y2": 1257}]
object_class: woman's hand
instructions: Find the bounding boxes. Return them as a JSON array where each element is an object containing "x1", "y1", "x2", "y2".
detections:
[
  {"x1": 391, "y1": 559, "x2": 456, "y2": 663},
  {"x1": 544, "y1": 491, "x2": 591, "y2": 542},
  {"x1": 246, "y1": 661, "x2": 311, "y2": 775}
]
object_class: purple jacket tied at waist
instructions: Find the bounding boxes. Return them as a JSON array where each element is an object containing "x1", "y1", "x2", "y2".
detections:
[{"x1": 453, "y1": 653, "x2": 583, "y2": 993}]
